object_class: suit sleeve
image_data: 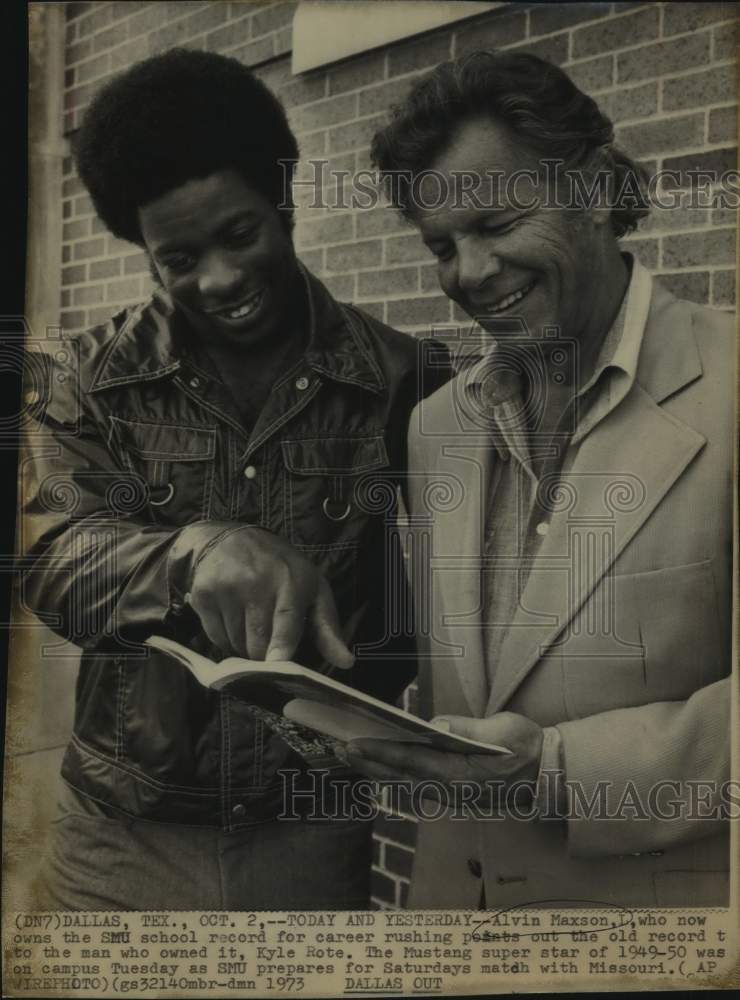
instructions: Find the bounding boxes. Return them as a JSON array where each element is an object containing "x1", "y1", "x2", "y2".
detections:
[{"x1": 556, "y1": 676, "x2": 731, "y2": 857}]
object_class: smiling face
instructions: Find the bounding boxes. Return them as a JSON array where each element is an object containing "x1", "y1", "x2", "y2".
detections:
[
  {"x1": 139, "y1": 169, "x2": 300, "y2": 351},
  {"x1": 414, "y1": 116, "x2": 615, "y2": 348}
]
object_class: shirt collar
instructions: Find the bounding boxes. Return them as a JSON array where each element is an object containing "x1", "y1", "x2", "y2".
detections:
[{"x1": 88, "y1": 261, "x2": 385, "y2": 394}]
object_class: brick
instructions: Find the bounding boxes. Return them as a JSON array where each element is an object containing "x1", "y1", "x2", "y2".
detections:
[
  {"x1": 620, "y1": 234, "x2": 659, "y2": 268},
  {"x1": 62, "y1": 246, "x2": 72, "y2": 264},
  {"x1": 371, "y1": 869, "x2": 398, "y2": 906},
  {"x1": 658, "y1": 270, "x2": 710, "y2": 303},
  {"x1": 77, "y1": 4, "x2": 112, "y2": 38},
  {"x1": 399, "y1": 880, "x2": 410, "y2": 908},
  {"x1": 74, "y1": 237, "x2": 106, "y2": 261},
  {"x1": 709, "y1": 106, "x2": 737, "y2": 144},
  {"x1": 355, "y1": 207, "x2": 408, "y2": 239},
  {"x1": 92, "y1": 24, "x2": 123, "y2": 54},
  {"x1": 455, "y1": 9, "x2": 526, "y2": 56},
  {"x1": 358, "y1": 267, "x2": 419, "y2": 298},
  {"x1": 67, "y1": 4, "x2": 91, "y2": 23},
  {"x1": 76, "y1": 52, "x2": 109, "y2": 85},
  {"x1": 279, "y1": 73, "x2": 327, "y2": 110},
  {"x1": 205, "y1": 16, "x2": 252, "y2": 53},
  {"x1": 320, "y1": 273, "x2": 356, "y2": 301},
  {"x1": 65, "y1": 68, "x2": 75, "y2": 88},
  {"x1": 328, "y1": 114, "x2": 387, "y2": 154},
  {"x1": 712, "y1": 206, "x2": 738, "y2": 227},
  {"x1": 148, "y1": 17, "x2": 197, "y2": 54},
  {"x1": 388, "y1": 30, "x2": 451, "y2": 77},
  {"x1": 387, "y1": 295, "x2": 450, "y2": 327},
  {"x1": 374, "y1": 812, "x2": 418, "y2": 848},
  {"x1": 251, "y1": 0, "x2": 297, "y2": 38},
  {"x1": 112, "y1": 1, "x2": 146, "y2": 20},
  {"x1": 507, "y1": 33, "x2": 569, "y2": 65},
  {"x1": 663, "y1": 65, "x2": 736, "y2": 112},
  {"x1": 573, "y1": 6, "x2": 659, "y2": 60},
  {"x1": 384, "y1": 843, "x2": 414, "y2": 880},
  {"x1": 356, "y1": 300, "x2": 385, "y2": 323},
  {"x1": 566, "y1": 54, "x2": 614, "y2": 93},
  {"x1": 63, "y1": 201, "x2": 72, "y2": 221},
  {"x1": 386, "y1": 233, "x2": 427, "y2": 265},
  {"x1": 617, "y1": 33, "x2": 711, "y2": 84},
  {"x1": 359, "y1": 76, "x2": 418, "y2": 118},
  {"x1": 663, "y1": 2, "x2": 737, "y2": 37},
  {"x1": 63, "y1": 219, "x2": 89, "y2": 241},
  {"x1": 662, "y1": 148, "x2": 737, "y2": 186},
  {"x1": 61, "y1": 289, "x2": 71, "y2": 308},
  {"x1": 289, "y1": 94, "x2": 356, "y2": 134},
  {"x1": 297, "y1": 248, "x2": 323, "y2": 273},
  {"x1": 124, "y1": 252, "x2": 151, "y2": 275},
  {"x1": 62, "y1": 264, "x2": 87, "y2": 286},
  {"x1": 110, "y1": 36, "x2": 149, "y2": 72},
  {"x1": 66, "y1": 39, "x2": 92, "y2": 66},
  {"x1": 106, "y1": 277, "x2": 142, "y2": 302},
  {"x1": 65, "y1": 82, "x2": 92, "y2": 111},
  {"x1": 610, "y1": 81, "x2": 658, "y2": 122},
  {"x1": 713, "y1": 20, "x2": 738, "y2": 61},
  {"x1": 326, "y1": 239, "x2": 382, "y2": 271},
  {"x1": 530, "y1": 2, "x2": 609, "y2": 38},
  {"x1": 73, "y1": 284, "x2": 105, "y2": 306},
  {"x1": 297, "y1": 131, "x2": 327, "y2": 159},
  {"x1": 642, "y1": 205, "x2": 709, "y2": 233},
  {"x1": 662, "y1": 228, "x2": 735, "y2": 268},
  {"x1": 89, "y1": 305, "x2": 119, "y2": 327},
  {"x1": 92, "y1": 217, "x2": 108, "y2": 234},
  {"x1": 232, "y1": 36, "x2": 275, "y2": 67},
  {"x1": 180, "y1": 3, "x2": 229, "y2": 39},
  {"x1": 327, "y1": 51, "x2": 385, "y2": 96},
  {"x1": 61, "y1": 310, "x2": 86, "y2": 331},
  {"x1": 127, "y1": 4, "x2": 167, "y2": 40},
  {"x1": 421, "y1": 263, "x2": 441, "y2": 293},
  {"x1": 616, "y1": 113, "x2": 704, "y2": 156},
  {"x1": 712, "y1": 269, "x2": 736, "y2": 306},
  {"x1": 90, "y1": 259, "x2": 121, "y2": 280},
  {"x1": 73, "y1": 194, "x2": 95, "y2": 217},
  {"x1": 295, "y1": 212, "x2": 353, "y2": 248},
  {"x1": 275, "y1": 25, "x2": 291, "y2": 54}
]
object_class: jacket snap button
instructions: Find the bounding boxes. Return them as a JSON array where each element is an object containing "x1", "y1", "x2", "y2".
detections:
[
  {"x1": 232, "y1": 803, "x2": 246, "y2": 817},
  {"x1": 189, "y1": 376, "x2": 201, "y2": 389},
  {"x1": 295, "y1": 376, "x2": 309, "y2": 390},
  {"x1": 243, "y1": 465, "x2": 257, "y2": 480},
  {"x1": 467, "y1": 857, "x2": 482, "y2": 878}
]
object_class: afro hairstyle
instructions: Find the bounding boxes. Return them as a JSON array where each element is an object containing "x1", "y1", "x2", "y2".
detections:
[{"x1": 74, "y1": 47, "x2": 300, "y2": 245}]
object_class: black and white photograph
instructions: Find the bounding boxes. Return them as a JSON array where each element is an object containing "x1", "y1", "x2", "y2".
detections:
[{"x1": 3, "y1": 0, "x2": 738, "y2": 995}]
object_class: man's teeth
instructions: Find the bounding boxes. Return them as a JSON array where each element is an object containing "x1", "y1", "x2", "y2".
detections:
[
  {"x1": 485, "y1": 282, "x2": 534, "y2": 314},
  {"x1": 225, "y1": 293, "x2": 261, "y2": 319}
]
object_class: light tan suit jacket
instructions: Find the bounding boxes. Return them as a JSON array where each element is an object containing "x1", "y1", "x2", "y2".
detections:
[{"x1": 406, "y1": 262, "x2": 735, "y2": 908}]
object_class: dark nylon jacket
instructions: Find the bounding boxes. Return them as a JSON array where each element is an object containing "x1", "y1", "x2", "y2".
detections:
[{"x1": 22, "y1": 266, "x2": 451, "y2": 830}]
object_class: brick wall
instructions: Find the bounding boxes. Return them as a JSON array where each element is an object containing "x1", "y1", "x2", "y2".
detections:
[{"x1": 57, "y1": 0, "x2": 737, "y2": 908}]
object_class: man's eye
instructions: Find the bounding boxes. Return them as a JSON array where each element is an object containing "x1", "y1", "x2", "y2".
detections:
[
  {"x1": 228, "y1": 225, "x2": 259, "y2": 246},
  {"x1": 162, "y1": 254, "x2": 195, "y2": 274},
  {"x1": 482, "y1": 218, "x2": 519, "y2": 236},
  {"x1": 428, "y1": 243, "x2": 455, "y2": 262}
]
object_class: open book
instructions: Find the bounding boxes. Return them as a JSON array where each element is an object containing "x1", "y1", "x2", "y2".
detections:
[{"x1": 147, "y1": 635, "x2": 510, "y2": 756}]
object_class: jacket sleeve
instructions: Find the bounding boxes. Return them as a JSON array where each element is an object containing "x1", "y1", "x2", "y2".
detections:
[
  {"x1": 20, "y1": 353, "x2": 238, "y2": 651},
  {"x1": 556, "y1": 676, "x2": 731, "y2": 857}
]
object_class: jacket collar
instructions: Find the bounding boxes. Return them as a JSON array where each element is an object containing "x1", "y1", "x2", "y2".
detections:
[{"x1": 88, "y1": 261, "x2": 385, "y2": 394}]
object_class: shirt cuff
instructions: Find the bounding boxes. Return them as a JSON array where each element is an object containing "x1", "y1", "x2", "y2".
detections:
[{"x1": 534, "y1": 725, "x2": 566, "y2": 819}]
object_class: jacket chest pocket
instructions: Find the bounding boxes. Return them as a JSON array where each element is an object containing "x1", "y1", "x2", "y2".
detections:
[
  {"x1": 281, "y1": 434, "x2": 391, "y2": 551},
  {"x1": 109, "y1": 417, "x2": 217, "y2": 523}
]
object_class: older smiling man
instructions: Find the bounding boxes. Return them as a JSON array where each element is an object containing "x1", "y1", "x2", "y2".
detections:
[{"x1": 346, "y1": 51, "x2": 735, "y2": 909}]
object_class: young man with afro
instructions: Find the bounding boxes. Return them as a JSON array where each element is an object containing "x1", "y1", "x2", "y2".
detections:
[{"x1": 22, "y1": 48, "x2": 449, "y2": 910}]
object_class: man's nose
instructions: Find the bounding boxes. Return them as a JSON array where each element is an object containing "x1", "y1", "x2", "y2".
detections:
[
  {"x1": 456, "y1": 243, "x2": 503, "y2": 293},
  {"x1": 198, "y1": 253, "x2": 243, "y2": 298}
]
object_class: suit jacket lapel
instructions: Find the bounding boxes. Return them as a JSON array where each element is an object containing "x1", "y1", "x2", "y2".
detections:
[{"x1": 486, "y1": 270, "x2": 707, "y2": 715}]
